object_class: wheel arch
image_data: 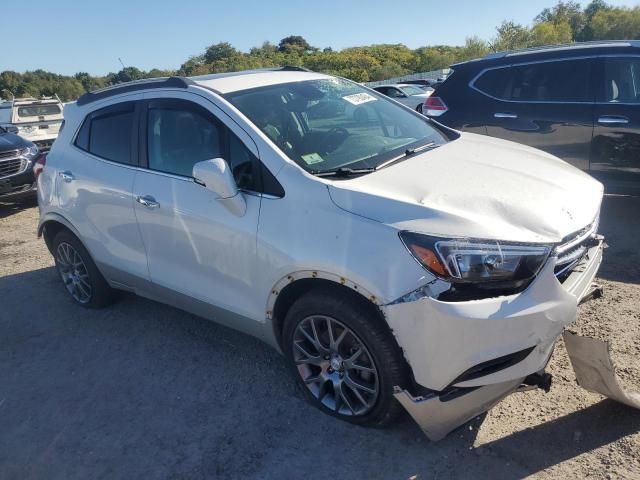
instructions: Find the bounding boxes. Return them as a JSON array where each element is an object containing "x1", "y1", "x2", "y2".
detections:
[
  {"x1": 38, "y1": 213, "x2": 83, "y2": 255},
  {"x1": 268, "y1": 271, "x2": 381, "y2": 350},
  {"x1": 269, "y1": 271, "x2": 420, "y2": 393}
]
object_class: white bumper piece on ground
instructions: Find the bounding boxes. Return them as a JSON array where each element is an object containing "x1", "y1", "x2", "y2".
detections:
[
  {"x1": 389, "y1": 240, "x2": 608, "y2": 441},
  {"x1": 563, "y1": 331, "x2": 640, "y2": 409}
]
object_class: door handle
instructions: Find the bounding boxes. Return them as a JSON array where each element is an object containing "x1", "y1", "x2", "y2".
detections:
[
  {"x1": 136, "y1": 195, "x2": 160, "y2": 209},
  {"x1": 58, "y1": 170, "x2": 74, "y2": 183},
  {"x1": 598, "y1": 115, "x2": 629, "y2": 125},
  {"x1": 494, "y1": 112, "x2": 518, "y2": 119}
]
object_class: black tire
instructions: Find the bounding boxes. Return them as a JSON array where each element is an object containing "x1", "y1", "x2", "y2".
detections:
[
  {"x1": 416, "y1": 103, "x2": 423, "y2": 114},
  {"x1": 283, "y1": 287, "x2": 410, "y2": 427},
  {"x1": 52, "y1": 230, "x2": 115, "y2": 309}
]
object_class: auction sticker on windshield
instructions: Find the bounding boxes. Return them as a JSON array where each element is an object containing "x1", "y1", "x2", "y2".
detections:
[
  {"x1": 301, "y1": 153, "x2": 324, "y2": 165},
  {"x1": 342, "y1": 93, "x2": 376, "y2": 105}
]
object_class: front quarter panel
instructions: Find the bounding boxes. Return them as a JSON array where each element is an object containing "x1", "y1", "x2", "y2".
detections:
[{"x1": 256, "y1": 165, "x2": 432, "y2": 314}]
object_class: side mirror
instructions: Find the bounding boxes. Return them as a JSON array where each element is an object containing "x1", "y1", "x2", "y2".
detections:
[
  {"x1": 192, "y1": 158, "x2": 246, "y2": 217},
  {"x1": 5, "y1": 125, "x2": 18, "y2": 134}
]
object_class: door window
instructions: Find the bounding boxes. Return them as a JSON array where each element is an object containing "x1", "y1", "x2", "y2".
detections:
[
  {"x1": 75, "y1": 102, "x2": 135, "y2": 165},
  {"x1": 145, "y1": 100, "x2": 259, "y2": 191},
  {"x1": 474, "y1": 59, "x2": 592, "y2": 103},
  {"x1": 147, "y1": 106, "x2": 223, "y2": 177},
  {"x1": 604, "y1": 57, "x2": 640, "y2": 103}
]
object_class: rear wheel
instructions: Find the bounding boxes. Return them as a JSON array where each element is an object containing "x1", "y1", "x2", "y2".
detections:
[
  {"x1": 416, "y1": 104, "x2": 423, "y2": 114},
  {"x1": 283, "y1": 288, "x2": 409, "y2": 427},
  {"x1": 52, "y1": 231, "x2": 115, "y2": 308}
]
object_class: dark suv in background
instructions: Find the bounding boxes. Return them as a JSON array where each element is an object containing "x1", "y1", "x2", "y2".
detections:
[
  {"x1": 0, "y1": 125, "x2": 40, "y2": 201},
  {"x1": 425, "y1": 41, "x2": 640, "y2": 193}
]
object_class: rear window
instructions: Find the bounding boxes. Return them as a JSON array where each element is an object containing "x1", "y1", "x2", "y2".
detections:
[
  {"x1": 17, "y1": 104, "x2": 61, "y2": 117},
  {"x1": 474, "y1": 58, "x2": 592, "y2": 103},
  {"x1": 75, "y1": 102, "x2": 134, "y2": 165}
]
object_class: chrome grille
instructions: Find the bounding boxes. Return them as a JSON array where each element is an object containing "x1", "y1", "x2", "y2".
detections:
[
  {"x1": 554, "y1": 219, "x2": 599, "y2": 281},
  {"x1": 0, "y1": 149, "x2": 20, "y2": 160},
  {"x1": 0, "y1": 158, "x2": 25, "y2": 177}
]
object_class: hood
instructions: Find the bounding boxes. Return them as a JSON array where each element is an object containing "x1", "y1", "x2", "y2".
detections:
[
  {"x1": 327, "y1": 133, "x2": 603, "y2": 244},
  {"x1": 0, "y1": 131, "x2": 31, "y2": 151}
]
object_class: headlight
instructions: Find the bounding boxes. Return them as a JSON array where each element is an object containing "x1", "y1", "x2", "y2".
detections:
[
  {"x1": 20, "y1": 145, "x2": 39, "y2": 160},
  {"x1": 399, "y1": 231, "x2": 551, "y2": 286}
]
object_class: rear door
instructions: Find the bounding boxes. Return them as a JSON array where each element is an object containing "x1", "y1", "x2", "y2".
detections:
[
  {"x1": 56, "y1": 96, "x2": 149, "y2": 285},
  {"x1": 591, "y1": 56, "x2": 640, "y2": 191},
  {"x1": 482, "y1": 57, "x2": 595, "y2": 171}
]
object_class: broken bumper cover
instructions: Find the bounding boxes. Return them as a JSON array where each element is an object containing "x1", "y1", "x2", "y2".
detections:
[{"x1": 387, "y1": 239, "x2": 604, "y2": 441}]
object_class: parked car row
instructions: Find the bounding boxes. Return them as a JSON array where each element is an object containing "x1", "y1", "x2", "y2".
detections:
[
  {"x1": 372, "y1": 83, "x2": 433, "y2": 112},
  {"x1": 37, "y1": 67, "x2": 604, "y2": 440},
  {"x1": 0, "y1": 96, "x2": 64, "y2": 201},
  {"x1": 423, "y1": 40, "x2": 640, "y2": 193}
]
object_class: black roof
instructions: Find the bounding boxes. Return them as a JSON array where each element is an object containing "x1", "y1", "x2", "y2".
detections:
[{"x1": 452, "y1": 40, "x2": 640, "y2": 69}]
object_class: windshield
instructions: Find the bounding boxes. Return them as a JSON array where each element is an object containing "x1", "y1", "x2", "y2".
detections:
[
  {"x1": 399, "y1": 85, "x2": 425, "y2": 96},
  {"x1": 17, "y1": 104, "x2": 61, "y2": 117},
  {"x1": 226, "y1": 78, "x2": 447, "y2": 173}
]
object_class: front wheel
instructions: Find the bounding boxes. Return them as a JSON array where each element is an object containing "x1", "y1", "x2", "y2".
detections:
[{"x1": 283, "y1": 288, "x2": 410, "y2": 427}]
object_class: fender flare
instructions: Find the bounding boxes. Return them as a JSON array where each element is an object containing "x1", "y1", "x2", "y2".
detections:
[{"x1": 265, "y1": 269, "x2": 382, "y2": 321}]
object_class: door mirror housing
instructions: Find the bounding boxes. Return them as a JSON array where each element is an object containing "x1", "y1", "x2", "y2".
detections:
[{"x1": 192, "y1": 158, "x2": 246, "y2": 216}]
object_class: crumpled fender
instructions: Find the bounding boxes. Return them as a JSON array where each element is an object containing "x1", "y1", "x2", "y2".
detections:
[{"x1": 563, "y1": 331, "x2": 640, "y2": 409}]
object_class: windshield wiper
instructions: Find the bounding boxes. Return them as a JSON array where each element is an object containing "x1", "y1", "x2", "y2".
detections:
[
  {"x1": 375, "y1": 142, "x2": 438, "y2": 171},
  {"x1": 312, "y1": 167, "x2": 376, "y2": 178}
]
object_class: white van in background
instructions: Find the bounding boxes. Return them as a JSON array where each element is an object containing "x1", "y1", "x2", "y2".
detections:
[{"x1": 0, "y1": 96, "x2": 64, "y2": 152}]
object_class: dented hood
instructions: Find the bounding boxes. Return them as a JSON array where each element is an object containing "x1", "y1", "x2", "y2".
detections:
[{"x1": 328, "y1": 133, "x2": 604, "y2": 243}]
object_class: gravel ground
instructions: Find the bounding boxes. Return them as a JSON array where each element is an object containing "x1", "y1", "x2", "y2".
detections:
[{"x1": 0, "y1": 196, "x2": 639, "y2": 480}]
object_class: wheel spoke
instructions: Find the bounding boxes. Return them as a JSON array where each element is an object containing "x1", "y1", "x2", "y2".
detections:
[
  {"x1": 346, "y1": 374, "x2": 376, "y2": 394},
  {"x1": 304, "y1": 374, "x2": 322, "y2": 385},
  {"x1": 346, "y1": 383, "x2": 368, "y2": 407},
  {"x1": 347, "y1": 363, "x2": 375, "y2": 373}
]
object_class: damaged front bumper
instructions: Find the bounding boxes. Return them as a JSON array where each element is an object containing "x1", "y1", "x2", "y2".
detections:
[{"x1": 387, "y1": 239, "x2": 607, "y2": 441}]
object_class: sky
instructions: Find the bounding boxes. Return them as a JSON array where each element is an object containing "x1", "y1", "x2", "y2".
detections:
[{"x1": 4, "y1": 0, "x2": 638, "y2": 76}]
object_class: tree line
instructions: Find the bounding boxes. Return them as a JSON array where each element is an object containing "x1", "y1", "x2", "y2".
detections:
[{"x1": 1, "y1": 0, "x2": 639, "y2": 102}]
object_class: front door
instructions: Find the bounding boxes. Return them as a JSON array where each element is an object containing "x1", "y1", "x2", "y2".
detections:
[
  {"x1": 132, "y1": 93, "x2": 263, "y2": 324},
  {"x1": 591, "y1": 56, "x2": 640, "y2": 192}
]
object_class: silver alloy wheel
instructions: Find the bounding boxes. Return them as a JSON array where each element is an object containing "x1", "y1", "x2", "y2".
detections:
[
  {"x1": 55, "y1": 242, "x2": 92, "y2": 304},
  {"x1": 293, "y1": 315, "x2": 379, "y2": 416}
]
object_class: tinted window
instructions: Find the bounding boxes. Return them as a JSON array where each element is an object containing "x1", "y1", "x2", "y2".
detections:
[
  {"x1": 475, "y1": 59, "x2": 592, "y2": 103},
  {"x1": 510, "y1": 59, "x2": 591, "y2": 102},
  {"x1": 227, "y1": 133, "x2": 256, "y2": 190},
  {"x1": 17, "y1": 104, "x2": 61, "y2": 117},
  {"x1": 89, "y1": 110, "x2": 134, "y2": 164},
  {"x1": 147, "y1": 106, "x2": 222, "y2": 177},
  {"x1": 604, "y1": 57, "x2": 640, "y2": 103},
  {"x1": 474, "y1": 67, "x2": 513, "y2": 99},
  {"x1": 75, "y1": 103, "x2": 134, "y2": 164}
]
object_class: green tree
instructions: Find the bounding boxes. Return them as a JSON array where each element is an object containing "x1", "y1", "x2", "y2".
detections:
[
  {"x1": 492, "y1": 21, "x2": 532, "y2": 51},
  {"x1": 590, "y1": 6, "x2": 640, "y2": 40},
  {"x1": 530, "y1": 20, "x2": 573, "y2": 46},
  {"x1": 278, "y1": 35, "x2": 314, "y2": 54}
]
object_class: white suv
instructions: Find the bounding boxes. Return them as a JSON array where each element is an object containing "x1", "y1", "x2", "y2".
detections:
[{"x1": 37, "y1": 68, "x2": 604, "y2": 440}]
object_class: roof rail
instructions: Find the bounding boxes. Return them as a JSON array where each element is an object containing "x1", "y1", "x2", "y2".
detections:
[
  {"x1": 483, "y1": 40, "x2": 639, "y2": 60},
  {"x1": 76, "y1": 76, "x2": 194, "y2": 106},
  {"x1": 279, "y1": 65, "x2": 311, "y2": 72}
]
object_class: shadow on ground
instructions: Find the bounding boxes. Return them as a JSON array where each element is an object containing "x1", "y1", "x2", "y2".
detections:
[
  {"x1": 1, "y1": 265, "x2": 638, "y2": 479},
  {"x1": 0, "y1": 196, "x2": 37, "y2": 219}
]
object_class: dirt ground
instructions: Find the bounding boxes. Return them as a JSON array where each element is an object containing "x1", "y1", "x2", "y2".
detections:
[{"x1": 0, "y1": 196, "x2": 639, "y2": 480}]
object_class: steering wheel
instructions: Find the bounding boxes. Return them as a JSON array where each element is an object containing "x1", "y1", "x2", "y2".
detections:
[{"x1": 324, "y1": 127, "x2": 350, "y2": 152}]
